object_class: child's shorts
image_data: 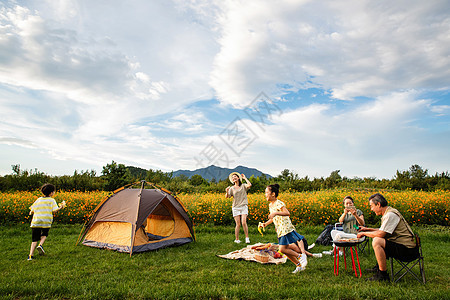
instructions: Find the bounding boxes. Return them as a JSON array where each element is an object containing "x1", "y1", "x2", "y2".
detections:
[
  {"x1": 31, "y1": 228, "x2": 50, "y2": 242},
  {"x1": 278, "y1": 230, "x2": 308, "y2": 249}
]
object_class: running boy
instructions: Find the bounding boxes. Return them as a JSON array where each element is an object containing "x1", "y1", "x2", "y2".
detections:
[{"x1": 28, "y1": 183, "x2": 65, "y2": 261}]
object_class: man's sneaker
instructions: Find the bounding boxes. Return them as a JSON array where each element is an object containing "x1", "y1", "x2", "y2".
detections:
[
  {"x1": 367, "y1": 270, "x2": 390, "y2": 282},
  {"x1": 299, "y1": 253, "x2": 308, "y2": 268},
  {"x1": 27, "y1": 255, "x2": 34, "y2": 261},
  {"x1": 245, "y1": 237, "x2": 250, "y2": 244},
  {"x1": 37, "y1": 245, "x2": 45, "y2": 255},
  {"x1": 366, "y1": 264, "x2": 379, "y2": 273},
  {"x1": 292, "y1": 265, "x2": 306, "y2": 273},
  {"x1": 312, "y1": 253, "x2": 323, "y2": 258},
  {"x1": 234, "y1": 240, "x2": 241, "y2": 244}
]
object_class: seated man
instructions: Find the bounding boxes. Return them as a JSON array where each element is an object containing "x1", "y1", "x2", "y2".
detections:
[{"x1": 357, "y1": 193, "x2": 418, "y2": 281}]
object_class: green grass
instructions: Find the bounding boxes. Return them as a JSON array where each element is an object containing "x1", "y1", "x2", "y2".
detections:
[{"x1": 0, "y1": 224, "x2": 448, "y2": 299}]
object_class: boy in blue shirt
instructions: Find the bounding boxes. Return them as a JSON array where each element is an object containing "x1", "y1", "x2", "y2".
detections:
[{"x1": 28, "y1": 183, "x2": 65, "y2": 261}]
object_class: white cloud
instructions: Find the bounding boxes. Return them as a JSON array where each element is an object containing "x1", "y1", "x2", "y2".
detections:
[
  {"x1": 0, "y1": 1, "x2": 219, "y2": 166},
  {"x1": 210, "y1": 0, "x2": 450, "y2": 106},
  {"x1": 0, "y1": 2, "x2": 217, "y2": 106},
  {"x1": 429, "y1": 104, "x2": 450, "y2": 116},
  {"x1": 0, "y1": 0, "x2": 448, "y2": 178},
  {"x1": 239, "y1": 90, "x2": 446, "y2": 178},
  {"x1": 0, "y1": 137, "x2": 37, "y2": 149}
]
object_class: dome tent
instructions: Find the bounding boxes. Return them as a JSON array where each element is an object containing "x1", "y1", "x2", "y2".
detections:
[{"x1": 77, "y1": 181, "x2": 195, "y2": 254}]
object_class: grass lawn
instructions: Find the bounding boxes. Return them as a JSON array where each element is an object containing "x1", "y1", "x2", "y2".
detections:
[{"x1": 0, "y1": 224, "x2": 448, "y2": 299}]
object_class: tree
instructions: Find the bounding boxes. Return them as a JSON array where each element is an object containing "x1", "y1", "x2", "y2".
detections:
[
  {"x1": 409, "y1": 164, "x2": 428, "y2": 179},
  {"x1": 127, "y1": 166, "x2": 147, "y2": 180},
  {"x1": 246, "y1": 175, "x2": 269, "y2": 193},
  {"x1": 189, "y1": 174, "x2": 206, "y2": 186},
  {"x1": 290, "y1": 176, "x2": 312, "y2": 192},
  {"x1": 101, "y1": 161, "x2": 132, "y2": 191},
  {"x1": 173, "y1": 174, "x2": 189, "y2": 182},
  {"x1": 277, "y1": 169, "x2": 299, "y2": 182},
  {"x1": 409, "y1": 164, "x2": 429, "y2": 190},
  {"x1": 325, "y1": 170, "x2": 342, "y2": 188},
  {"x1": 146, "y1": 169, "x2": 172, "y2": 184},
  {"x1": 393, "y1": 169, "x2": 412, "y2": 190},
  {"x1": 432, "y1": 171, "x2": 450, "y2": 190},
  {"x1": 394, "y1": 164, "x2": 429, "y2": 190},
  {"x1": 11, "y1": 164, "x2": 21, "y2": 175}
]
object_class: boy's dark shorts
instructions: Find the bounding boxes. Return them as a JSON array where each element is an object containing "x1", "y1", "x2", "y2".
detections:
[
  {"x1": 385, "y1": 240, "x2": 419, "y2": 262},
  {"x1": 32, "y1": 228, "x2": 50, "y2": 242}
]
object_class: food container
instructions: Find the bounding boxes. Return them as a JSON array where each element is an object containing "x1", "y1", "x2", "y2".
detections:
[{"x1": 254, "y1": 252, "x2": 269, "y2": 263}]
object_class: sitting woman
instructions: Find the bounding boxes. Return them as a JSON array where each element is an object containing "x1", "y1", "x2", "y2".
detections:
[{"x1": 323, "y1": 196, "x2": 365, "y2": 255}]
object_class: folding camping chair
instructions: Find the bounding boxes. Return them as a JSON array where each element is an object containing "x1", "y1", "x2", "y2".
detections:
[
  {"x1": 357, "y1": 236, "x2": 370, "y2": 254},
  {"x1": 389, "y1": 233, "x2": 426, "y2": 284}
]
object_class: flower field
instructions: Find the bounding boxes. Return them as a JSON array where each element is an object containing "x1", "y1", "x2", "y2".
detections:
[
  {"x1": 0, "y1": 189, "x2": 448, "y2": 226},
  {"x1": 181, "y1": 189, "x2": 450, "y2": 226},
  {"x1": 0, "y1": 190, "x2": 110, "y2": 225}
]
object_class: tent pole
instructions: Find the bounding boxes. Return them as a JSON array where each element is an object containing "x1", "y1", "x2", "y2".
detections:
[
  {"x1": 130, "y1": 224, "x2": 135, "y2": 256},
  {"x1": 130, "y1": 181, "x2": 146, "y2": 256}
]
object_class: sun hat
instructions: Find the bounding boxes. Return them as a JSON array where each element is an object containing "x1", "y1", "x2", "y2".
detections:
[{"x1": 229, "y1": 172, "x2": 242, "y2": 184}]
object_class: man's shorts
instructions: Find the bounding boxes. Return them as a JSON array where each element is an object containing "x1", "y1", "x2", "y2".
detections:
[
  {"x1": 32, "y1": 228, "x2": 50, "y2": 242},
  {"x1": 232, "y1": 205, "x2": 248, "y2": 217},
  {"x1": 385, "y1": 240, "x2": 419, "y2": 262}
]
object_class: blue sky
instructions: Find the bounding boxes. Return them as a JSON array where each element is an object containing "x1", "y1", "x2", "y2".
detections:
[{"x1": 0, "y1": 0, "x2": 449, "y2": 179}]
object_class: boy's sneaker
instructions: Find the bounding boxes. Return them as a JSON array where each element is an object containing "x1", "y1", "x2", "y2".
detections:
[
  {"x1": 234, "y1": 240, "x2": 241, "y2": 244},
  {"x1": 245, "y1": 237, "x2": 251, "y2": 244},
  {"x1": 27, "y1": 255, "x2": 34, "y2": 261},
  {"x1": 37, "y1": 245, "x2": 46, "y2": 255},
  {"x1": 292, "y1": 265, "x2": 306, "y2": 273},
  {"x1": 312, "y1": 253, "x2": 323, "y2": 258}
]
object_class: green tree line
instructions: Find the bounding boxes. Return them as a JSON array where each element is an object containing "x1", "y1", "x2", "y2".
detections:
[{"x1": 0, "y1": 162, "x2": 448, "y2": 193}]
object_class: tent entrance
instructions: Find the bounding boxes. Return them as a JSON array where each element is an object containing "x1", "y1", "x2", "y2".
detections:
[{"x1": 144, "y1": 201, "x2": 175, "y2": 240}]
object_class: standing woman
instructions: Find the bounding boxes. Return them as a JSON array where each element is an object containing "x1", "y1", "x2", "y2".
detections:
[{"x1": 225, "y1": 172, "x2": 252, "y2": 244}]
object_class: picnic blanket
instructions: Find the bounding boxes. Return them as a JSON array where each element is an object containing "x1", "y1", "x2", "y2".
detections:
[{"x1": 217, "y1": 243, "x2": 288, "y2": 265}]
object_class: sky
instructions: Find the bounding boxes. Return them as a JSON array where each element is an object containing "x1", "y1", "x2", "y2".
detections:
[{"x1": 0, "y1": 0, "x2": 449, "y2": 180}]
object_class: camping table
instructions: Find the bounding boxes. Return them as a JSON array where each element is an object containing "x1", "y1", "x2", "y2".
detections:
[{"x1": 333, "y1": 238, "x2": 365, "y2": 278}]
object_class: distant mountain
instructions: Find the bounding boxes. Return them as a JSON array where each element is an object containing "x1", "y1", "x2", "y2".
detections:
[
  {"x1": 125, "y1": 164, "x2": 272, "y2": 182},
  {"x1": 172, "y1": 165, "x2": 272, "y2": 181}
]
